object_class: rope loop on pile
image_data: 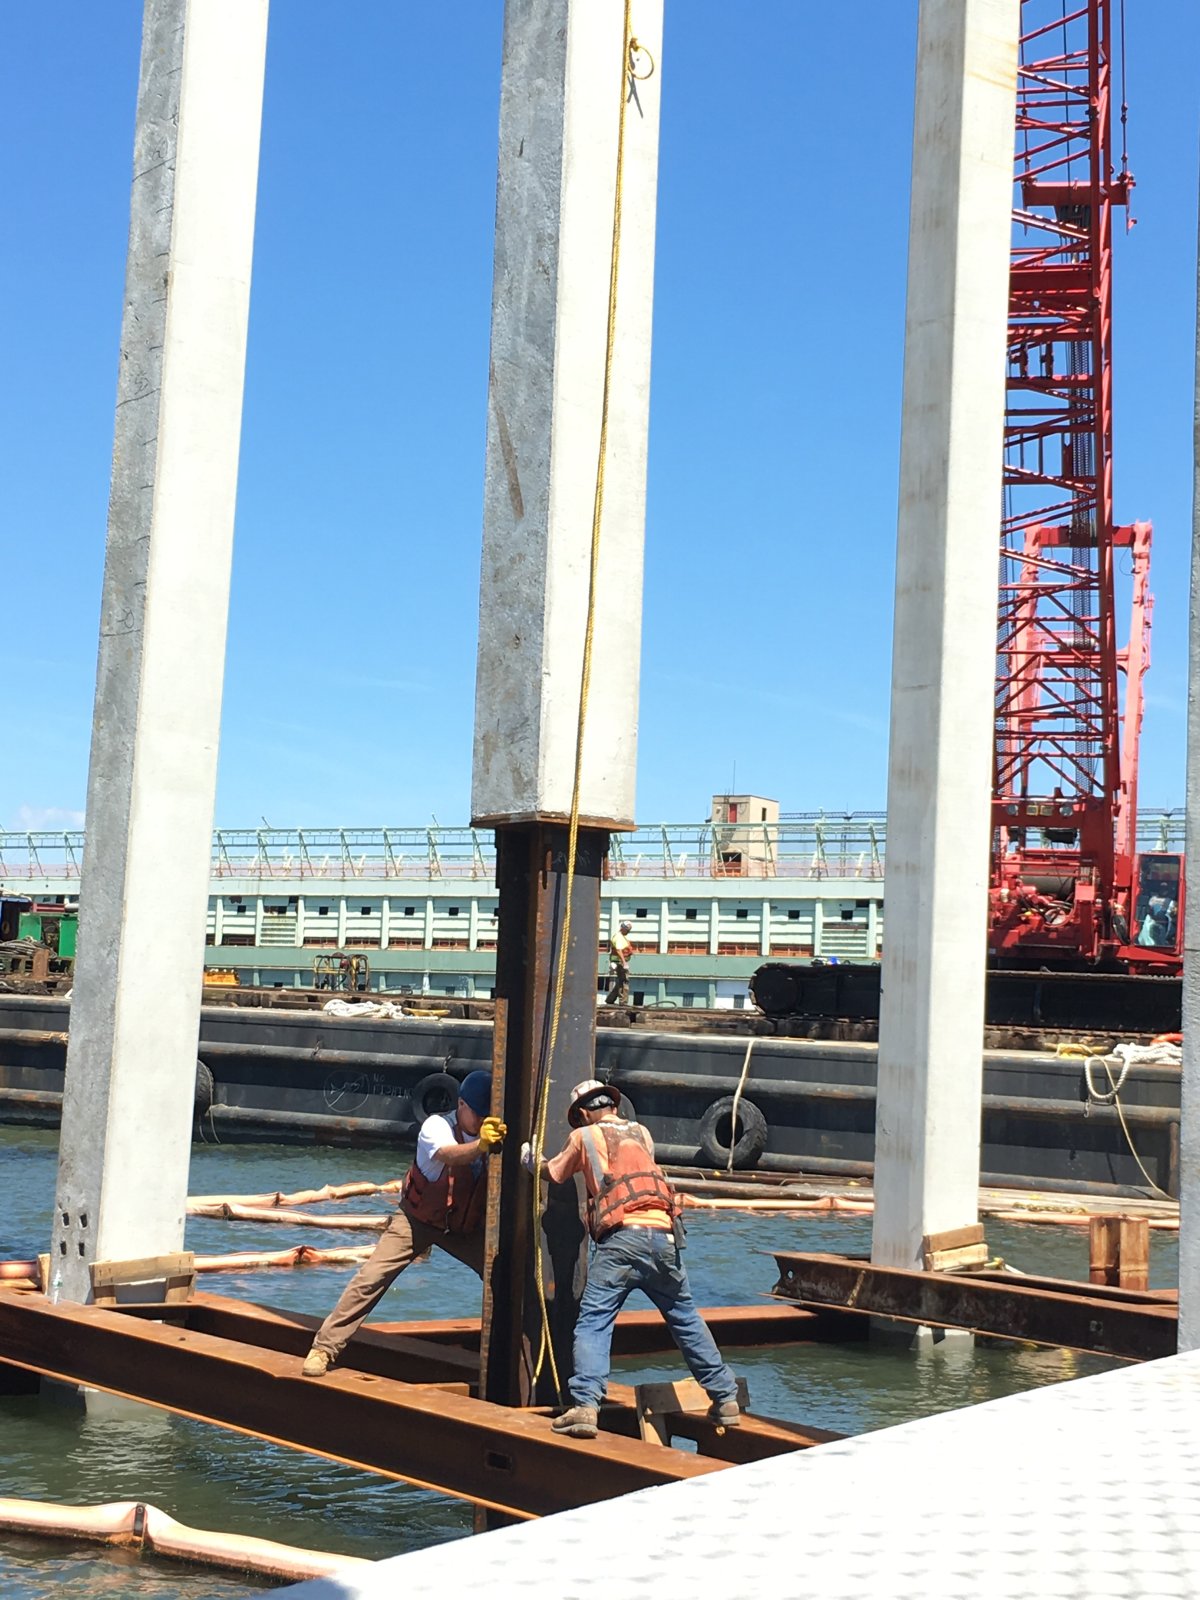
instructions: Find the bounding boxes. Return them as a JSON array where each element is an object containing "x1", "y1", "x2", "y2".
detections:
[{"x1": 531, "y1": 0, "x2": 641, "y2": 1397}]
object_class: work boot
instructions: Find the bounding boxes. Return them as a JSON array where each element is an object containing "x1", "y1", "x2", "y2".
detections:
[
  {"x1": 301, "y1": 1346, "x2": 332, "y2": 1378},
  {"x1": 708, "y1": 1397, "x2": 741, "y2": 1428},
  {"x1": 551, "y1": 1405, "x2": 599, "y2": 1439}
]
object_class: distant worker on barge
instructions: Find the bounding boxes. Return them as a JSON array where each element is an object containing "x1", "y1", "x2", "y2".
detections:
[
  {"x1": 605, "y1": 920, "x2": 634, "y2": 1005},
  {"x1": 301, "y1": 1069, "x2": 504, "y2": 1376},
  {"x1": 522, "y1": 1078, "x2": 740, "y2": 1439}
]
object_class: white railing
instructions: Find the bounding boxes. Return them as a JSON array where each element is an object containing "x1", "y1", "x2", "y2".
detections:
[{"x1": 0, "y1": 810, "x2": 1186, "y2": 884}]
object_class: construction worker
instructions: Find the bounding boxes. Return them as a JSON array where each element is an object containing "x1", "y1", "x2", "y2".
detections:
[
  {"x1": 301, "y1": 1069, "x2": 505, "y2": 1375},
  {"x1": 605, "y1": 919, "x2": 634, "y2": 1005},
  {"x1": 522, "y1": 1079, "x2": 740, "y2": 1439}
]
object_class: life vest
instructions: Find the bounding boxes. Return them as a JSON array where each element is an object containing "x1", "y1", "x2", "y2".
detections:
[
  {"x1": 578, "y1": 1118, "x2": 679, "y2": 1241},
  {"x1": 400, "y1": 1129, "x2": 487, "y2": 1234}
]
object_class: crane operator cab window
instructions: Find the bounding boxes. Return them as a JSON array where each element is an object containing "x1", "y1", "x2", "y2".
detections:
[{"x1": 1133, "y1": 853, "x2": 1181, "y2": 954}]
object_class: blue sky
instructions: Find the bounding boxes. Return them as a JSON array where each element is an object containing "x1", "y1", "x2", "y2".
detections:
[{"x1": 2, "y1": 3, "x2": 1197, "y2": 831}]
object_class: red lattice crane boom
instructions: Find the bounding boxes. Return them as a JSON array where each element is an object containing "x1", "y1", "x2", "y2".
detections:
[{"x1": 988, "y1": 0, "x2": 1175, "y2": 973}]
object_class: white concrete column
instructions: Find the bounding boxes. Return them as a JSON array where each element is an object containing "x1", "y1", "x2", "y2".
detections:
[
  {"x1": 871, "y1": 0, "x2": 1018, "y2": 1271},
  {"x1": 212, "y1": 895, "x2": 224, "y2": 947},
  {"x1": 470, "y1": 0, "x2": 662, "y2": 830},
  {"x1": 50, "y1": 0, "x2": 267, "y2": 1302},
  {"x1": 336, "y1": 897, "x2": 348, "y2": 948},
  {"x1": 380, "y1": 898, "x2": 391, "y2": 952},
  {"x1": 709, "y1": 899, "x2": 720, "y2": 958},
  {"x1": 253, "y1": 896, "x2": 265, "y2": 948},
  {"x1": 424, "y1": 898, "x2": 435, "y2": 951},
  {"x1": 659, "y1": 898, "x2": 669, "y2": 955},
  {"x1": 1180, "y1": 194, "x2": 1200, "y2": 1351},
  {"x1": 294, "y1": 897, "x2": 305, "y2": 948}
]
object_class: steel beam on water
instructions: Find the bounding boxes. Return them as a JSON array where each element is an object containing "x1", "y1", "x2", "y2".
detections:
[
  {"x1": 772, "y1": 1252, "x2": 1178, "y2": 1362},
  {"x1": 0, "y1": 1291, "x2": 833, "y2": 1480},
  {"x1": 0, "y1": 1295, "x2": 722, "y2": 1519}
]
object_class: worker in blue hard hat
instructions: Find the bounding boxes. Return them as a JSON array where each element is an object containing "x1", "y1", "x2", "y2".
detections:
[{"x1": 302, "y1": 1069, "x2": 504, "y2": 1376}]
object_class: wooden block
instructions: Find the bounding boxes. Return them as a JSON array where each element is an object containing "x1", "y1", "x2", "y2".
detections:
[
  {"x1": 922, "y1": 1224, "x2": 987, "y2": 1273},
  {"x1": 922, "y1": 1223, "x2": 985, "y2": 1256},
  {"x1": 37, "y1": 1254, "x2": 50, "y2": 1294},
  {"x1": 924, "y1": 1242, "x2": 990, "y2": 1273},
  {"x1": 91, "y1": 1252, "x2": 196, "y2": 1307},
  {"x1": 1090, "y1": 1215, "x2": 1148, "y2": 1290},
  {"x1": 635, "y1": 1375, "x2": 750, "y2": 1446},
  {"x1": 1117, "y1": 1216, "x2": 1150, "y2": 1292}
]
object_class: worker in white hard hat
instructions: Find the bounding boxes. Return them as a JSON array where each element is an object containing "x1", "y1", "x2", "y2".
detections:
[
  {"x1": 521, "y1": 1078, "x2": 740, "y2": 1440},
  {"x1": 605, "y1": 920, "x2": 634, "y2": 1005}
]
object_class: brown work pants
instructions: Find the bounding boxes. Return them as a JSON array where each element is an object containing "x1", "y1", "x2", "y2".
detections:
[{"x1": 311, "y1": 1206, "x2": 484, "y2": 1360}]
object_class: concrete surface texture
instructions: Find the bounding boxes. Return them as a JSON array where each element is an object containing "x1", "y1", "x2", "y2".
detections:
[
  {"x1": 471, "y1": 0, "x2": 663, "y2": 829},
  {"x1": 50, "y1": 0, "x2": 268, "y2": 1299},
  {"x1": 872, "y1": 0, "x2": 1020, "y2": 1271}
]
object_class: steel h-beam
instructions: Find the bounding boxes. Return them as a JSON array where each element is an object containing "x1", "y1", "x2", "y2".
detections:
[
  {"x1": 471, "y1": 0, "x2": 663, "y2": 1410},
  {"x1": 50, "y1": 0, "x2": 267, "y2": 1301}
]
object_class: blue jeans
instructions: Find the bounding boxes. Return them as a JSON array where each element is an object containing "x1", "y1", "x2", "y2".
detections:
[{"x1": 568, "y1": 1226, "x2": 737, "y2": 1409}]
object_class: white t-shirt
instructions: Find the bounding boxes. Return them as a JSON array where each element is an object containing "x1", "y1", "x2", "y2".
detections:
[{"x1": 416, "y1": 1111, "x2": 467, "y2": 1180}]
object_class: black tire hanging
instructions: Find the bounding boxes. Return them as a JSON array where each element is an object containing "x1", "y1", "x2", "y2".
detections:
[
  {"x1": 410, "y1": 1071, "x2": 461, "y2": 1122},
  {"x1": 194, "y1": 1059, "x2": 214, "y2": 1118},
  {"x1": 697, "y1": 1094, "x2": 768, "y2": 1170}
]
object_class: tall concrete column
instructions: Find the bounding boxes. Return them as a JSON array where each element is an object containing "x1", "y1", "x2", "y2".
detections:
[
  {"x1": 472, "y1": 0, "x2": 662, "y2": 1410},
  {"x1": 871, "y1": 0, "x2": 1018, "y2": 1270},
  {"x1": 1179, "y1": 196, "x2": 1200, "y2": 1352},
  {"x1": 50, "y1": 0, "x2": 268, "y2": 1302}
]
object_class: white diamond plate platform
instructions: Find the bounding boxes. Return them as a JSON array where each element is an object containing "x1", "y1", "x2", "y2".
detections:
[{"x1": 278, "y1": 1350, "x2": 1200, "y2": 1599}]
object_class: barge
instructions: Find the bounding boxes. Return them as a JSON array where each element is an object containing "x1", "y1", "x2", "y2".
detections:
[{"x1": 0, "y1": 992, "x2": 1180, "y2": 1199}]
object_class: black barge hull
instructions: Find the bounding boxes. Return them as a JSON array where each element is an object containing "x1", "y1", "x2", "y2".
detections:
[{"x1": 0, "y1": 995, "x2": 1180, "y2": 1198}]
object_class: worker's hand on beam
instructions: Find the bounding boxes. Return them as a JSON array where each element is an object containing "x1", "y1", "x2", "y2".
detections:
[{"x1": 478, "y1": 1116, "x2": 507, "y2": 1153}]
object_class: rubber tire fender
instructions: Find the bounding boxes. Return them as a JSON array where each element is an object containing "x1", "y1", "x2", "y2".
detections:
[
  {"x1": 697, "y1": 1094, "x2": 768, "y2": 1170},
  {"x1": 410, "y1": 1071, "x2": 462, "y2": 1123},
  {"x1": 194, "y1": 1059, "x2": 215, "y2": 1118}
]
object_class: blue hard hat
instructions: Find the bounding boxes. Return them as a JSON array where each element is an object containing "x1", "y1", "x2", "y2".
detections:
[{"x1": 458, "y1": 1070, "x2": 493, "y2": 1116}]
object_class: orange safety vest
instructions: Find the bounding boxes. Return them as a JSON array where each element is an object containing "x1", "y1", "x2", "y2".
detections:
[
  {"x1": 578, "y1": 1119, "x2": 679, "y2": 1241},
  {"x1": 400, "y1": 1129, "x2": 487, "y2": 1235}
]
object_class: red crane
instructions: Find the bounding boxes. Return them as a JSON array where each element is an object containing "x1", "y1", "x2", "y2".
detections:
[{"x1": 988, "y1": 0, "x2": 1178, "y2": 974}]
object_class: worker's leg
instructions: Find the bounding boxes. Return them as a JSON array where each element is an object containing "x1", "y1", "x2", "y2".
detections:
[
  {"x1": 430, "y1": 1228, "x2": 485, "y2": 1278},
  {"x1": 639, "y1": 1231, "x2": 738, "y2": 1402},
  {"x1": 568, "y1": 1230, "x2": 642, "y2": 1408},
  {"x1": 310, "y1": 1209, "x2": 435, "y2": 1360}
]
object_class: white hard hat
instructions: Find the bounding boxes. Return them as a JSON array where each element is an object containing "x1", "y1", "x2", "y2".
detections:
[
  {"x1": 619, "y1": 920, "x2": 632, "y2": 932},
  {"x1": 567, "y1": 1078, "x2": 619, "y2": 1127}
]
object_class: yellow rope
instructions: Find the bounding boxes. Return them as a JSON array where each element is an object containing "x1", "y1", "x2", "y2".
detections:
[{"x1": 530, "y1": 1, "x2": 638, "y2": 1396}]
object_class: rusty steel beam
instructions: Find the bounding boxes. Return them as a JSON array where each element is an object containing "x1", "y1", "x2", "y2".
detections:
[
  {"x1": 0, "y1": 1295, "x2": 721, "y2": 1518},
  {"x1": 772, "y1": 1252, "x2": 1177, "y2": 1361},
  {"x1": 164, "y1": 1295, "x2": 834, "y2": 1465},
  {"x1": 375, "y1": 1301, "x2": 839, "y2": 1356},
  {"x1": 482, "y1": 824, "x2": 606, "y2": 1410}
]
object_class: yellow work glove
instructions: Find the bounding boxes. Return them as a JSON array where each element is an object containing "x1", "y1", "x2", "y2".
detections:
[{"x1": 478, "y1": 1116, "x2": 507, "y2": 1153}]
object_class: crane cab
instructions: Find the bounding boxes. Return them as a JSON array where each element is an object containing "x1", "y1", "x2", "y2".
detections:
[{"x1": 1123, "y1": 852, "x2": 1183, "y2": 971}]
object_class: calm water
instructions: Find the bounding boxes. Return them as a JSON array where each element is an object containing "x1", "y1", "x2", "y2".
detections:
[{"x1": 0, "y1": 1127, "x2": 1179, "y2": 1594}]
